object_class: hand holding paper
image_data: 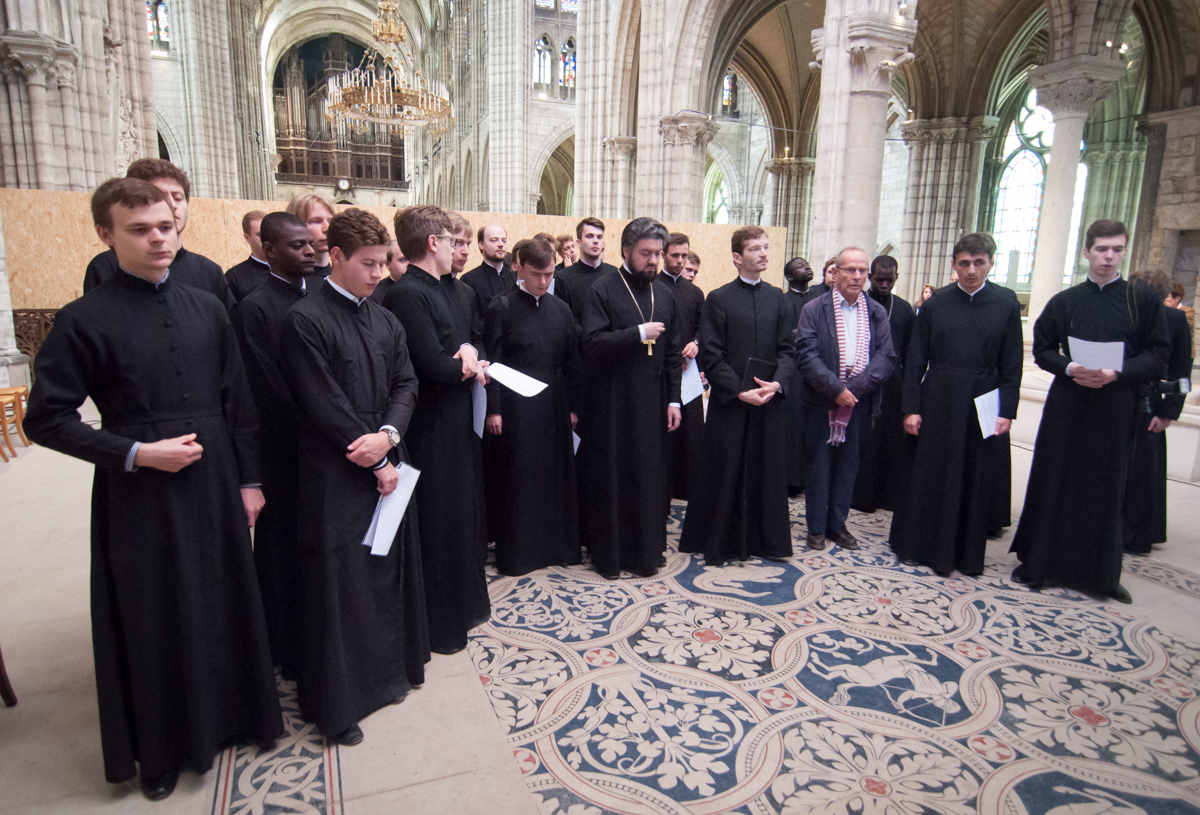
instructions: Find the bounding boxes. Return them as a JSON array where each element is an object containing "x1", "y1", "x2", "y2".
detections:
[
  {"x1": 361, "y1": 463, "x2": 421, "y2": 556},
  {"x1": 1069, "y1": 337, "x2": 1125, "y2": 372},
  {"x1": 681, "y1": 358, "x2": 705, "y2": 405},
  {"x1": 974, "y1": 389, "x2": 1001, "y2": 439}
]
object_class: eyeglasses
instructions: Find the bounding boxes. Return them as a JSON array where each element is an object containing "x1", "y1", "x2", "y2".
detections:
[
  {"x1": 452, "y1": 238, "x2": 471, "y2": 248},
  {"x1": 837, "y1": 265, "x2": 870, "y2": 274},
  {"x1": 433, "y1": 234, "x2": 456, "y2": 244}
]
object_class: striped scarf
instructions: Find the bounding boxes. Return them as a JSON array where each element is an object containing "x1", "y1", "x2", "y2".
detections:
[{"x1": 828, "y1": 289, "x2": 871, "y2": 445}]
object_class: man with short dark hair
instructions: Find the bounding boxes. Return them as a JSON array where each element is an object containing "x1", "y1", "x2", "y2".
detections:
[
  {"x1": 83, "y1": 159, "x2": 234, "y2": 309},
  {"x1": 462, "y1": 223, "x2": 515, "y2": 308},
  {"x1": 280, "y1": 208, "x2": 429, "y2": 747},
  {"x1": 1011, "y1": 220, "x2": 1171, "y2": 602},
  {"x1": 559, "y1": 216, "x2": 618, "y2": 326},
  {"x1": 680, "y1": 226, "x2": 794, "y2": 564},
  {"x1": 684, "y1": 252, "x2": 701, "y2": 282},
  {"x1": 231, "y1": 212, "x2": 315, "y2": 681},
  {"x1": 659, "y1": 231, "x2": 706, "y2": 501},
  {"x1": 852, "y1": 255, "x2": 917, "y2": 513},
  {"x1": 579, "y1": 217, "x2": 683, "y2": 578},
  {"x1": 889, "y1": 233, "x2": 1023, "y2": 576},
  {"x1": 225, "y1": 210, "x2": 270, "y2": 302},
  {"x1": 795, "y1": 247, "x2": 895, "y2": 552},
  {"x1": 384, "y1": 205, "x2": 491, "y2": 651},
  {"x1": 26, "y1": 177, "x2": 282, "y2": 800}
]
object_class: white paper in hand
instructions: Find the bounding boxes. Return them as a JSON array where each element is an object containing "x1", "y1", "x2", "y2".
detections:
[
  {"x1": 487, "y1": 362, "x2": 548, "y2": 397},
  {"x1": 361, "y1": 463, "x2": 421, "y2": 557},
  {"x1": 681, "y1": 358, "x2": 705, "y2": 405},
  {"x1": 1069, "y1": 337, "x2": 1125, "y2": 372},
  {"x1": 572, "y1": 431, "x2": 581, "y2": 454},
  {"x1": 472, "y1": 379, "x2": 486, "y2": 438},
  {"x1": 974, "y1": 389, "x2": 1001, "y2": 440}
]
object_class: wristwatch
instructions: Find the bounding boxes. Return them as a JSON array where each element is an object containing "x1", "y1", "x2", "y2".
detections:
[{"x1": 384, "y1": 427, "x2": 401, "y2": 447}]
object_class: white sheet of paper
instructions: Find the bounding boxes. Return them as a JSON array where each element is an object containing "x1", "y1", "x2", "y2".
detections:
[
  {"x1": 1069, "y1": 337, "x2": 1125, "y2": 372},
  {"x1": 572, "y1": 431, "x2": 581, "y2": 454},
  {"x1": 681, "y1": 358, "x2": 705, "y2": 405},
  {"x1": 974, "y1": 388, "x2": 1001, "y2": 440},
  {"x1": 361, "y1": 463, "x2": 421, "y2": 557},
  {"x1": 472, "y1": 379, "x2": 486, "y2": 438},
  {"x1": 487, "y1": 362, "x2": 548, "y2": 397}
]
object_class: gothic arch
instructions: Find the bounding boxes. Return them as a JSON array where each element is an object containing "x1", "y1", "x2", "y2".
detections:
[
  {"x1": 154, "y1": 114, "x2": 186, "y2": 175},
  {"x1": 531, "y1": 121, "x2": 576, "y2": 201},
  {"x1": 462, "y1": 151, "x2": 475, "y2": 212}
]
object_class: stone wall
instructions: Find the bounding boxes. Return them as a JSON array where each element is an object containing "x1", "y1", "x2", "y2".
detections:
[{"x1": 1146, "y1": 106, "x2": 1200, "y2": 306}]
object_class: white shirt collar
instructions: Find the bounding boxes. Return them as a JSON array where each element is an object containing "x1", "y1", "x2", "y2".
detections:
[
  {"x1": 833, "y1": 289, "x2": 860, "y2": 307},
  {"x1": 663, "y1": 270, "x2": 682, "y2": 282},
  {"x1": 484, "y1": 258, "x2": 505, "y2": 273},
  {"x1": 1089, "y1": 273, "x2": 1121, "y2": 289},
  {"x1": 739, "y1": 275, "x2": 762, "y2": 286},
  {"x1": 516, "y1": 279, "x2": 544, "y2": 304},
  {"x1": 250, "y1": 255, "x2": 269, "y2": 267},
  {"x1": 270, "y1": 272, "x2": 305, "y2": 293},
  {"x1": 120, "y1": 265, "x2": 169, "y2": 288},
  {"x1": 325, "y1": 277, "x2": 363, "y2": 305},
  {"x1": 958, "y1": 280, "x2": 987, "y2": 299}
]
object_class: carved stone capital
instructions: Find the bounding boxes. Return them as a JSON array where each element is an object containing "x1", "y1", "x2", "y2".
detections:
[
  {"x1": 846, "y1": 13, "x2": 918, "y2": 95},
  {"x1": 810, "y1": 28, "x2": 825, "y2": 72},
  {"x1": 603, "y1": 136, "x2": 637, "y2": 160},
  {"x1": 659, "y1": 112, "x2": 718, "y2": 149},
  {"x1": 766, "y1": 157, "x2": 814, "y2": 178},
  {"x1": 0, "y1": 30, "x2": 76, "y2": 86},
  {"x1": 900, "y1": 115, "x2": 999, "y2": 146},
  {"x1": 1027, "y1": 55, "x2": 1126, "y2": 119}
]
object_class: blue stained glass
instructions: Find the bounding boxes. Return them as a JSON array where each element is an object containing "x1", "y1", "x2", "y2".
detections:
[{"x1": 561, "y1": 0, "x2": 578, "y2": 11}]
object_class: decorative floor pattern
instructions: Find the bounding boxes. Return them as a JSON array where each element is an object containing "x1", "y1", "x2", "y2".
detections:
[
  {"x1": 1123, "y1": 554, "x2": 1200, "y2": 602},
  {"x1": 211, "y1": 674, "x2": 343, "y2": 815},
  {"x1": 469, "y1": 502, "x2": 1200, "y2": 815}
]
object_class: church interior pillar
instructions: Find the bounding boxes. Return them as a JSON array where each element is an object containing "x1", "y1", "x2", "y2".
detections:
[
  {"x1": 604, "y1": 136, "x2": 637, "y2": 219},
  {"x1": 656, "y1": 112, "x2": 718, "y2": 224},
  {"x1": 1073, "y1": 142, "x2": 1146, "y2": 283},
  {"x1": 768, "y1": 157, "x2": 814, "y2": 262},
  {"x1": 1026, "y1": 56, "x2": 1126, "y2": 324},
  {"x1": 487, "y1": 0, "x2": 532, "y2": 213}
]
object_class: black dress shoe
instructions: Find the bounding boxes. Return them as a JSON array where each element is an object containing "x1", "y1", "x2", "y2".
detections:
[
  {"x1": 1108, "y1": 583, "x2": 1133, "y2": 604},
  {"x1": 900, "y1": 558, "x2": 921, "y2": 567},
  {"x1": 1010, "y1": 566, "x2": 1042, "y2": 590},
  {"x1": 141, "y1": 769, "x2": 179, "y2": 801},
  {"x1": 806, "y1": 533, "x2": 826, "y2": 551},
  {"x1": 828, "y1": 530, "x2": 858, "y2": 550},
  {"x1": 329, "y1": 724, "x2": 364, "y2": 746},
  {"x1": 934, "y1": 569, "x2": 952, "y2": 578}
]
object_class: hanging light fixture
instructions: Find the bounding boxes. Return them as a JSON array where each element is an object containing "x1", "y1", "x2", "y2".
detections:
[{"x1": 326, "y1": 0, "x2": 454, "y2": 136}]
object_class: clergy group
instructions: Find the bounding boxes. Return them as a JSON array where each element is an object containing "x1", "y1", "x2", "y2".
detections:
[{"x1": 20, "y1": 157, "x2": 1189, "y2": 802}]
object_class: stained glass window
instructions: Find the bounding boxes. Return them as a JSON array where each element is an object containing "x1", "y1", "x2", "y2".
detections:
[
  {"x1": 146, "y1": 0, "x2": 169, "y2": 51},
  {"x1": 720, "y1": 71, "x2": 738, "y2": 116},
  {"x1": 535, "y1": 0, "x2": 554, "y2": 8},
  {"x1": 991, "y1": 90, "x2": 1056, "y2": 285},
  {"x1": 534, "y1": 35, "x2": 553, "y2": 90},
  {"x1": 559, "y1": 38, "x2": 576, "y2": 100},
  {"x1": 561, "y1": 0, "x2": 578, "y2": 11}
]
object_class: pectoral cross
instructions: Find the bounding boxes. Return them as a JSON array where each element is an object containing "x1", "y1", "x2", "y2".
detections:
[{"x1": 644, "y1": 338, "x2": 655, "y2": 356}]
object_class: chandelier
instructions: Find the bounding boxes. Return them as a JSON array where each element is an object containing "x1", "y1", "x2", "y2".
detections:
[{"x1": 325, "y1": 0, "x2": 454, "y2": 136}]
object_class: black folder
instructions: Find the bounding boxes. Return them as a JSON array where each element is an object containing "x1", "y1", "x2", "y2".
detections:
[{"x1": 741, "y1": 358, "x2": 778, "y2": 391}]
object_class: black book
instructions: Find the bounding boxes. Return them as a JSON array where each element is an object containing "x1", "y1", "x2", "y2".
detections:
[{"x1": 741, "y1": 357, "x2": 778, "y2": 392}]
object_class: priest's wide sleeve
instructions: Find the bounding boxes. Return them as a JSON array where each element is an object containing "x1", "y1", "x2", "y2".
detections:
[
  {"x1": 697, "y1": 293, "x2": 742, "y2": 404},
  {"x1": 23, "y1": 307, "x2": 137, "y2": 470},
  {"x1": 901, "y1": 306, "x2": 931, "y2": 415},
  {"x1": 1032, "y1": 296, "x2": 1072, "y2": 377},
  {"x1": 582, "y1": 283, "x2": 641, "y2": 358},
  {"x1": 217, "y1": 311, "x2": 261, "y2": 485},
  {"x1": 279, "y1": 310, "x2": 374, "y2": 451},
  {"x1": 662, "y1": 295, "x2": 683, "y2": 403},
  {"x1": 998, "y1": 301, "x2": 1024, "y2": 419}
]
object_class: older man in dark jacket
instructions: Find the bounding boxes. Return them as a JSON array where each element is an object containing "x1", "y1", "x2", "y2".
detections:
[{"x1": 795, "y1": 248, "x2": 896, "y2": 551}]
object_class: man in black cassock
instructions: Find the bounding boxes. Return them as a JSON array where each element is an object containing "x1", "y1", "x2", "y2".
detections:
[
  {"x1": 782, "y1": 257, "x2": 817, "y2": 496},
  {"x1": 559, "y1": 217, "x2": 619, "y2": 327},
  {"x1": 462, "y1": 223, "x2": 516, "y2": 309},
  {"x1": 287, "y1": 193, "x2": 335, "y2": 278},
  {"x1": 484, "y1": 238, "x2": 582, "y2": 575},
  {"x1": 384, "y1": 205, "x2": 491, "y2": 652},
  {"x1": 795, "y1": 248, "x2": 895, "y2": 552},
  {"x1": 279, "y1": 208, "x2": 429, "y2": 747},
  {"x1": 25, "y1": 178, "x2": 282, "y2": 800},
  {"x1": 83, "y1": 159, "x2": 233, "y2": 310},
  {"x1": 680, "y1": 226, "x2": 793, "y2": 564},
  {"x1": 888, "y1": 234, "x2": 1022, "y2": 577},
  {"x1": 579, "y1": 217, "x2": 683, "y2": 578},
  {"x1": 225, "y1": 209, "x2": 270, "y2": 303},
  {"x1": 230, "y1": 212, "x2": 315, "y2": 680},
  {"x1": 1013, "y1": 220, "x2": 1170, "y2": 602},
  {"x1": 659, "y1": 232, "x2": 706, "y2": 502},
  {"x1": 1123, "y1": 269, "x2": 1193, "y2": 553},
  {"x1": 370, "y1": 240, "x2": 409, "y2": 304},
  {"x1": 852, "y1": 255, "x2": 917, "y2": 513}
]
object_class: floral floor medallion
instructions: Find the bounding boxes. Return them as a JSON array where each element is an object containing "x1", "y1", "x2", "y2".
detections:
[{"x1": 470, "y1": 500, "x2": 1200, "y2": 815}]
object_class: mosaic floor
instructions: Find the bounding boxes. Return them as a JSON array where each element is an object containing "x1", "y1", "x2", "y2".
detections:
[{"x1": 467, "y1": 503, "x2": 1200, "y2": 815}]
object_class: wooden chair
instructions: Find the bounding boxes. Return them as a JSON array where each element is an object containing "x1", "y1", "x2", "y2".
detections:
[
  {"x1": 0, "y1": 386, "x2": 29, "y2": 447},
  {"x1": 0, "y1": 393, "x2": 17, "y2": 458},
  {"x1": 0, "y1": 642, "x2": 15, "y2": 706}
]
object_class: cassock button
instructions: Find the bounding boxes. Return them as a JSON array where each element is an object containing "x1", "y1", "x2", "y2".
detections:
[
  {"x1": 164, "y1": 320, "x2": 173, "y2": 328},
  {"x1": 182, "y1": 393, "x2": 190, "y2": 402}
]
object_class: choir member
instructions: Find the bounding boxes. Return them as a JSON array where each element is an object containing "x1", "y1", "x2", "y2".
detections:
[
  {"x1": 287, "y1": 193, "x2": 334, "y2": 277},
  {"x1": 795, "y1": 248, "x2": 895, "y2": 551},
  {"x1": 578, "y1": 217, "x2": 683, "y2": 578},
  {"x1": 852, "y1": 255, "x2": 917, "y2": 513},
  {"x1": 1012, "y1": 220, "x2": 1171, "y2": 602},
  {"x1": 483, "y1": 238, "x2": 582, "y2": 574},
  {"x1": 559, "y1": 217, "x2": 618, "y2": 326},
  {"x1": 659, "y1": 232, "x2": 706, "y2": 501},
  {"x1": 888, "y1": 234, "x2": 1022, "y2": 576},
  {"x1": 26, "y1": 178, "x2": 282, "y2": 800},
  {"x1": 555, "y1": 233, "x2": 578, "y2": 270},
  {"x1": 383, "y1": 205, "x2": 491, "y2": 651},
  {"x1": 680, "y1": 226, "x2": 794, "y2": 563},
  {"x1": 230, "y1": 212, "x2": 315, "y2": 680},
  {"x1": 782, "y1": 257, "x2": 816, "y2": 497},
  {"x1": 83, "y1": 159, "x2": 233, "y2": 310},
  {"x1": 225, "y1": 210, "x2": 270, "y2": 302},
  {"x1": 370, "y1": 240, "x2": 408, "y2": 303},
  {"x1": 1123, "y1": 269, "x2": 1193, "y2": 553},
  {"x1": 279, "y1": 208, "x2": 429, "y2": 746},
  {"x1": 683, "y1": 252, "x2": 701, "y2": 282},
  {"x1": 462, "y1": 223, "x2": 516, "y2": 308}
]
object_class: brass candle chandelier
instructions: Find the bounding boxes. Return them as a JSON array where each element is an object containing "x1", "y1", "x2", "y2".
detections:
[{"x1": 325, "y1": 0, "x2": 454, "y2": 136}]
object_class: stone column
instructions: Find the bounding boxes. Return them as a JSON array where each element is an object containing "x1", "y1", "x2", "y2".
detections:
[
  {"x1": 656, "y1": 112, "x2": 718, "y2": 223},
  {"x1": 487, "y1": 0, "x2": 531, "y2": 212},
  {"x1": 898, "y1": 116, "x2": 998, "y2": 299},
  {"x1": 2, "y1": 31, "x2": 77, "y2": 190},
  {"x1": 0, "y1": 205, "x2": 29, "y2": 388},
  {"x1": 1130, "y1": 121, "x2": 1167, "y2": 273},
  {"x1": 56, "y1": 58, "x2": 88, "y2": 190},
  {"x1": 603, "y1": 136, "x2": 637, "y2": 219},
  {"x1": 1071, "y1": 141, "x2": 1146, "y2": 283},
  {"x1": 810, "y1": 1, "x2": 917, "y2": 263},
  {"x1": 767, "y1": 157, "x2": 814, "y2": 261},
  {"x1": 1026, "y1": 56, "x2": 1125, "y2": 324}
]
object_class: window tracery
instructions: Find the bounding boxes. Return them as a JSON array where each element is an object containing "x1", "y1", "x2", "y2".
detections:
[{"x1": 146, "y1": 0, "x2": 170, "y2": 52}]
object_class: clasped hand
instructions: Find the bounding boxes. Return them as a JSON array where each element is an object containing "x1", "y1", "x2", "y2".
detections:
[
  {"x1": 1071, "y1": 365, "x2": 1118, "y2": 389},
  {"x1": 347, "y1": 431, "x2": 390, "y2": 467},
  {"x1": 738, "y1": 378, "x2": 781, "y2": 406}
]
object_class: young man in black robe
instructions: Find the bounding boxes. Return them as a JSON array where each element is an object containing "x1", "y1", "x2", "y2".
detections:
[
  {"x1": 25, "y1": 178, "x2": 282, "y2": 800},
  {"x1": 1012, "y1": 220, "x2": 1171, "y2": 602},
  {"x1": 579, "y1": 217, "x2": 683, "y2": 578},
  {"x1": 680, "y1": 226, "x2": 794, "y2": 564},
  {"x1": 225, "y1": 209, "x2": 270, "y2": 302},
  {"x1": 888, "y1": 234, "x2": 1022, "y2": 577},
  {"x1": 287, "y1": 193, "x2": 334, "y2": 277},
  {"x1": 384, "y1": 205, "x2": 491, "y2": 652},
  {"x1": 659, "y1": 232, "x2": 706, "y2": 502},
  {"x1": 559, "y1": 217, "x2": 619, "y2": 327},
  {"x1": 370, "y1": 240, "x2": 409, "y2": 304},
  {"x1": 795, "y1": 248, "x2": 895, "y2": 551},
  {"x1": 1123, "y1": 269, "x2": 1193, "y2": 553},
  {"x1": 852, "y1": 255, "x2": 917, "y2": 513},
  {"x1": 230, "y1": 212, "x2": 315, "y2": 680},
  {"x1": 83, "y1": 159, "x2": 234, "y2": 310},
  {"x1": 279, "y1": 208, "x2": 429, "y2": 747},
  {"x1": 484, "y1": 238, "x2": 582, "y2": 575},
  {"x1": 782, "y1": 257, "x2": 816, "y2": 496},
  {"x1": 462, "y1": 223, "x2": 516, "y2": 309}
]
